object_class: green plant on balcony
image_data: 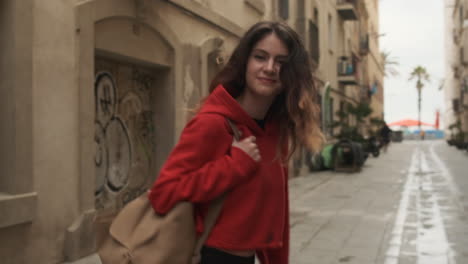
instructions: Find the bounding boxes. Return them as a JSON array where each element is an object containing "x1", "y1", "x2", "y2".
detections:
[
  {"x1": 330, "y1": 102, "x2": 373, "y2": 143},
  {"x1": 368, "y1": 117, "x2": 386, "y2": 137},
  {"x1": 381, "y1": 50, "x2": 399, "y2": 77}
]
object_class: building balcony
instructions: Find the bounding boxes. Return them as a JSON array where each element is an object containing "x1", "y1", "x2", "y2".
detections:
[
  {"x1": 453, "y1": 28, "x2": 460, "y2": 44},
  {"x1": 461, "y1": 47, "x2": 468, "y2": 66},
  {"x1": 360, "y1": 85, "x2": 371, "y2": 102},
  {"x1": 453, "y1": 98, "x2": 461, "y2": 113},
  {"x1": 337, "y1": 0, "x2": 358, "y2": 20},
  {"x1": 463, "y1": 92, "x2": 468, "y2": 110},
  {"x1": 461, "y1": 32, "x2": 468, "y2": 65},
  {"x1": 360, "y1": 34, "x2": 370, "y2": 56},
  {"x1": 337, "y1": 56, "x2": 359, "y2": 85},
  {"x1": 462, "y1": 77, "x2": 468, "y2": 109},
  {"x1": 453, "y1": 64, "x2": 461, "y2": 79}
]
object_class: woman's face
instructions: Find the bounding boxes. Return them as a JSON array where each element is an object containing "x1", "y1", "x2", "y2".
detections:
[{"x1": 244, "y1": 33, "x2": 289, "y2": 100}]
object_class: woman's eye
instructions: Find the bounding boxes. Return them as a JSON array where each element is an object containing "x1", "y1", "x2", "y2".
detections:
[{"x1": 254, "y1": 55, "x2": 266, "y2": 60}]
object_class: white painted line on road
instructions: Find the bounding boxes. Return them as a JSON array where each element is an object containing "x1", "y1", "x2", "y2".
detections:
[
  {"x1": 417, "y1": 149, "x2": 451, "y2": 264},
  {"x1": 428, "y1": 142, "x2": 459, "y2": 264},
  {"x1": 384, "y1": 145, "x2": 455, "y2": 264},
  {"x1": 384, "y1": 150, "x2": 417, "y2": 264}
]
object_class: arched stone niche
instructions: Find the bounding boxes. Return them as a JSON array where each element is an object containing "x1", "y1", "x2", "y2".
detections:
[
  {"x1": 93, "y1": 16, "x2": 176, "y2": 207},
  {"x1": 66, "y1": 0, "x2": 183, "y2": 260}
]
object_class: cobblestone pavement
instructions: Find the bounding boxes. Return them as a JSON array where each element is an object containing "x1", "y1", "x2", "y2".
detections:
[{"x1": 289, "y1": 140, "x2": 468, "y2": 264}]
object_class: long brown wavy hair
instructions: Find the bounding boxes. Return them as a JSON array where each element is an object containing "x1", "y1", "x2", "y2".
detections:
[{"x1": 209, "y1": 21, "x2": 324, "y2": 158}]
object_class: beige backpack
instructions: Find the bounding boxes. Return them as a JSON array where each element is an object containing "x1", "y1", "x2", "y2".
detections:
[{"x1": 98, "y1": 119, "x2": 240, "y2": 264}]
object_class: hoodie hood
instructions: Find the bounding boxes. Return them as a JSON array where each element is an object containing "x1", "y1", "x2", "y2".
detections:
[{"x1": 199, "y1": 84, "x2": 266, "y2": 135}]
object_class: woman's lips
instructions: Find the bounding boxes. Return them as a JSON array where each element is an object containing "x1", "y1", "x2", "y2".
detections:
[{"x1": 258, "y1": 77, "x2": 277, "y2": 84}]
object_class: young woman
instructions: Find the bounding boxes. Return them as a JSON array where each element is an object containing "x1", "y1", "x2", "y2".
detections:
[{"x1": 148, "y1": 21, "x2": 323, "y2": 264}]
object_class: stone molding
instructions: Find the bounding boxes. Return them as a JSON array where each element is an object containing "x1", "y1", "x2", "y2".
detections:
[
  {"x1": 244, "y1": 0, "x2": 266, "y2": 15},
  {"x1": 0, "y1": 192, "x2": 37, "y2": 228},
  {"x1": 166, "y1": 0, "x2": 244, "y2": 37}
]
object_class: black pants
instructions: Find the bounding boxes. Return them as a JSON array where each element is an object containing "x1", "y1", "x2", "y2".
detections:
[{"x1": 200, "y1": 246, "x2": 255, "y2": 264}]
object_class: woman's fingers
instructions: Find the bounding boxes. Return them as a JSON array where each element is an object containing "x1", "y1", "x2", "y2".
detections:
[{"x1": 232, "y1": 135, "x2": 261, "y2": 162}]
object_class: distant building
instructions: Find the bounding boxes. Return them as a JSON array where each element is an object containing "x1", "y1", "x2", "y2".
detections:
[
  {"x1": 299, "y1": 0, "x2": 384, "y2": 139},
  {"x1": 446, "y1": 0, "x2": 468, "y2": 138},
  {"x1": 287, "y1": 0, "x2": 384, "y2": 175}
]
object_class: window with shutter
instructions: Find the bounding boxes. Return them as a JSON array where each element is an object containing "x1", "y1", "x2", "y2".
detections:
[{"x1": 278, "y1": 0, "x2": 289, "y2": 20}]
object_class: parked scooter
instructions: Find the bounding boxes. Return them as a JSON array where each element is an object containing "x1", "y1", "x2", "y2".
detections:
[{"x1": 363, "y1": 136, "x2": 380, "y2": 158}]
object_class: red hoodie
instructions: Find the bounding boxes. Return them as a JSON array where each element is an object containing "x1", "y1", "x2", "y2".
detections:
[{"x1": 148, "y1": 84, "x2": 289, "y2": 264}]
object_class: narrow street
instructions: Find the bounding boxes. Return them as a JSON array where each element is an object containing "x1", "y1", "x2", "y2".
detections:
[{"x1": 289, "y1": 140, "x2": 468, "y2": 264}]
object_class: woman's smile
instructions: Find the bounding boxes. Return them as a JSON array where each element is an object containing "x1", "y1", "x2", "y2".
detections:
[{"x1": 257, "y1": 77, "x2": 278, "y2": 85}]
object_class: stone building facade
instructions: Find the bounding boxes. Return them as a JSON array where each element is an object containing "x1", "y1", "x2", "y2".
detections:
[
  {"x1": 447, "y1": 0, "x2": 468, "y2": 138},
  {"x1": 0, "y1": 1, "x2": 383, "y2": 263},
  {"x1": 287, "y1": 0, "x2": 384, "y2": 173},
  {"x1": 361, "y1": 0, "x2": 384, "y2": 121},
  {"x1": 291, "y1": 0, "x2": 383, "y2": 138}
]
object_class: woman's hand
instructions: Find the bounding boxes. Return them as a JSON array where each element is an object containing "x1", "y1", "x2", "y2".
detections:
[{"x1": 232, "y1": 136, "x2": 261, "y2": 162}]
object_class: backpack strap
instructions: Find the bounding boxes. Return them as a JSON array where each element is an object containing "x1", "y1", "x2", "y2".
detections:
[
  {"x1": 191, "y1": 118, "x2": 240, "y2": 263},
  {"x1": 226, "y1": 118, "x2": 241, "y2": 141}
]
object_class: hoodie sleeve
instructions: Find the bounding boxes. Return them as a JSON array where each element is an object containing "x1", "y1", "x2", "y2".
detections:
[{"x1": 148, "y1": 114, "x2": 259, "y2": 214}]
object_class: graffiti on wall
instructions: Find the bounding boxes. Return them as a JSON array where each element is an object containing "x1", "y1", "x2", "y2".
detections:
[
  {"x1": 94, "y1": 61, "x2": 156, "y2": 210},
  {"x1": 94, "y1": 72, "x2": 132, "y2": 195}
]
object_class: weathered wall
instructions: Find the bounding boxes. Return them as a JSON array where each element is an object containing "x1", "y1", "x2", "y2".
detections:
[
  {"x1": 0, "y1": 0, "x2": 270, "y2": 263},
  {"x1": 0, "y1": 0, "x2": 15, "y2": 193}
]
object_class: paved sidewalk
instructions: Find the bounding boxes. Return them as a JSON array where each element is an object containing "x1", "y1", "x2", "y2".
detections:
[
  {"x1": 66, "y1": 143, "x2": 416, "y2": 264},
  {"x1": 289, "y1": 143, "x2": 414, "y2": 264}
]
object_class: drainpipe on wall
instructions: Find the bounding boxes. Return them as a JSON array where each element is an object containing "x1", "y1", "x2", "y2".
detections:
[{"x1": 322, "y1": 82, "x2": 331, "y2": 136}]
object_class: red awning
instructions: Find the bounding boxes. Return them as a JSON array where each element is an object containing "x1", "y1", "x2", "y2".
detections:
[{"x1": 387, "y1": 119, "x2": 434, "y2": 127}]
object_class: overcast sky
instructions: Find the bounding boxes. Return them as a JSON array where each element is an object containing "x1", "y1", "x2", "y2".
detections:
[{"x1": 380, "y1": 0, "x2": 445, "y2": 127}]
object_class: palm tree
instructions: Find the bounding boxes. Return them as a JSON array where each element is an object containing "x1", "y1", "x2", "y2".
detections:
[
  {"x1": 409, "y1": 66, "x2": 430, "y2": 130},
  {"x1": 381, "y1": 51, "x2": 399, "y2": 77}
]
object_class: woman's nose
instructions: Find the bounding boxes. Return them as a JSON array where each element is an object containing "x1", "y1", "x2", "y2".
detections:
[{"x1": 264, "y1": 59, "x2": 276, "y2": 73}]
